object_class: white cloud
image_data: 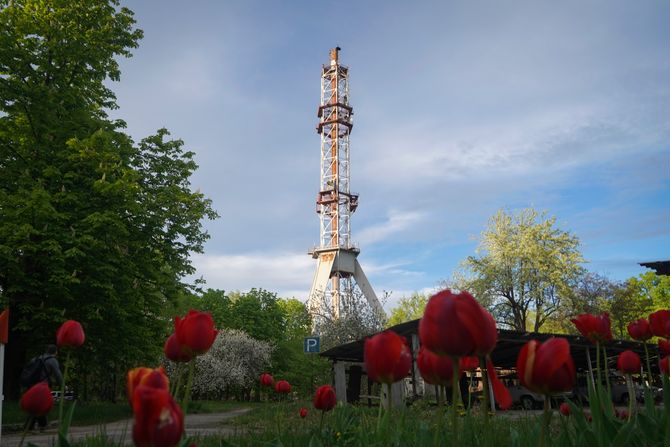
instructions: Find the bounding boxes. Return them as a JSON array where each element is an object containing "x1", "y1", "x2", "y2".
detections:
[
  {"x1": 192, "y1": 252, "x2": 313, "y2": 298},
  {"x1": 357, "y1": 209, "x2": 426, "y2": 245}
]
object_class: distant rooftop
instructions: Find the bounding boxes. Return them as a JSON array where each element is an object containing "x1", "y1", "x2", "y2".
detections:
[{"x1": 640, "y1": 260, "x2": 670, "y2": 276}]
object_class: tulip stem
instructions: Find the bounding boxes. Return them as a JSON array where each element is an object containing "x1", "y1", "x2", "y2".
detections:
[
  {"x1": 320, "y1": 410, "x2": 325, "y2": 431},
  {"x1": 540, "y1": 396, "x2": 551, "y2": 447},
  {"x1": 603, "y1": 346, "x2": 612, "y2": 409},
  {"x1": 451, "y1": 357, "x2": 460, "y2": 438},
  {"x1": 172, "y1": 362, "x2": 184, "y2": 401},
  {"x1": 58, "y1": 350, "x2": 71, "y2": 442},
  {"x1": 625, "y1": 373, "x2": 634, "y2": 420},
  {"x1": 17, "y1": 416, "x2": 33, "y2": 447},
  {"x1": 479, "y1": 356, "x2": 490, "y2": 424},
  {"x1": 467, "y1": 373, "x2": 474, "y2": 411},
  {"x1": 643, "y1": 343, "x2": 653, "y2": 389},
  {"x1": 377, "y1": 384, "x2": 384, "y2": 430},
  {"x1": 181, "y1": 360, "x2": 196, "y2": 416},
  {"x1": 596, "y1": 343, "x2": 602, "y2": 393}
]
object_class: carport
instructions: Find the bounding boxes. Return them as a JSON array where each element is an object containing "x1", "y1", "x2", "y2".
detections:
[{"x1": 320, "y1": 319, "x2": 661, "y2": 407}]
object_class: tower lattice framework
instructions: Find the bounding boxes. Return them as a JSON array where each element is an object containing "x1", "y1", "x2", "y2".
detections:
[{"x1": 308, "y1": 47, "x2": 384, "y2": 321}]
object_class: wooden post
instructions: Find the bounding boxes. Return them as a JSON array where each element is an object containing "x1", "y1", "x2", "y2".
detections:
[
  {"x1": 411, "y1": 334, "x2": 420, "y2": 399},
  {"x1": 334, "y1": 361, "x2": 347, "y2": 403}
]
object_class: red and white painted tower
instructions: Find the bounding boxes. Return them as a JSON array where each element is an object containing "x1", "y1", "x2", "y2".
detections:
[{"x1": 308, "y1": 48, "x2": 383, "y2": 320}]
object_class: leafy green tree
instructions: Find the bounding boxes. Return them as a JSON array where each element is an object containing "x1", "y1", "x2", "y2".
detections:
[
  {"x1": 0, "y1": 0, "x2": 217, "y2": 399},
  {"x1": 455, "y1": 208, "x2": 583, "y2": 332},
  {"x1": 386, "y1": 292, "x2": 428, "y2": 326},
  {"x1": 606, "y1": 272, "x2": 670, "y2": 339}
]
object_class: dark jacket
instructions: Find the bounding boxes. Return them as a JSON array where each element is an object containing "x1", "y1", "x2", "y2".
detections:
[{"x1": 39, "y1": 354, "x2": 63, "y2": 388}]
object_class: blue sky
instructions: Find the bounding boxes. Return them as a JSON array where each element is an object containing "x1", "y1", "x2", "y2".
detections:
[{"x1": 111, "y1": 0, "x2": 670, "y2": 309}]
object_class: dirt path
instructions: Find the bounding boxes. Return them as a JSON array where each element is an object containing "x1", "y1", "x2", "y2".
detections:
[{"x1": 1, "y1": 407, "x2": 252, "y2": 447}]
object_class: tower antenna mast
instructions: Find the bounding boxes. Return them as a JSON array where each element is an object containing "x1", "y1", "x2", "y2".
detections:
[{"x1": 308, "y1": 47, "x2": 384, "y2": 322}]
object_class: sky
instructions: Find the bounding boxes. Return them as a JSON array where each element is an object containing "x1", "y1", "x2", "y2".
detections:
[{"x1": 110, "y1": 0, "x2": 670, "y2": 310}]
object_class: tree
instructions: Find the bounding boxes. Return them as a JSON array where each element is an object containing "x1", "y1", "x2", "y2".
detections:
[
  {"x1": 310, "y1": 286, "x2": 387, "y2": 349},
  {"x1": 456, "y1": 208, "x2": 583, "y2": 332},
  {"x1": 0, "y1": 0, "x2": 217, "y2": 398},
  {"x1": 386, "y1": 292, "x2": 428, "y2": 326},
  {"x1": 187, "y1": 329, "x2": 273, "y2": 400}
]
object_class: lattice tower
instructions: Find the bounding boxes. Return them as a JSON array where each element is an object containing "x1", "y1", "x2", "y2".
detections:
[{"x1": 307, "y1": 48, "x2": 384, "y2": 321}]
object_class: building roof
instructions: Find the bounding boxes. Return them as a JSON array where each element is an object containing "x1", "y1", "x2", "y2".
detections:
[
  {"x1": 640, "y1": 261, "x2": 670, "y2": 276},
  {"x1": 320, "y1": 318, "x2": 661, "y2": 373}
]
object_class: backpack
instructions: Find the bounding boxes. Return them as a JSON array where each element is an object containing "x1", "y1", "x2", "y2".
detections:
[{"x1": 20, "y1": 356, "x2": 47, "y2": 388}]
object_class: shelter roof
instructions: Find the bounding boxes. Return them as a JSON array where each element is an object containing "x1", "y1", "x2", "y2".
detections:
[
  {"x1": 640, "y1": 261, "x2": 670, "y2": 276},
  {"x1": 320, "y1": 319, "x2": 661, "y2": 374}
]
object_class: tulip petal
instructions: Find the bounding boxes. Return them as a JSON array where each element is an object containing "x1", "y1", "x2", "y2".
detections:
[{"x1": 487, "y1": 358, "x2": 512, "y2": 410}]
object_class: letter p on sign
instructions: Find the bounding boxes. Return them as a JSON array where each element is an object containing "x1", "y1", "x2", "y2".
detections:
[{"x1": 304, "y1": 336, "x2": 320, "y2": 353}]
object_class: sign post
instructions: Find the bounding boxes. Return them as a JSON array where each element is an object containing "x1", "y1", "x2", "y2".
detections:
[{"x1": 303, "y1": 336, "x2": 320, "y2": 354}]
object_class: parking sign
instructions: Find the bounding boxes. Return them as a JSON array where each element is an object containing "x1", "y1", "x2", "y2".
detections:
[{"x1": 304, "y1": 336, "x2": 320, "y2": 353}]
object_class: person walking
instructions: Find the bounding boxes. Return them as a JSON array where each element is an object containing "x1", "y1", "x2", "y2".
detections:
[{"x1": 21, "y1": 344, "x2": 63, "y2": 432}]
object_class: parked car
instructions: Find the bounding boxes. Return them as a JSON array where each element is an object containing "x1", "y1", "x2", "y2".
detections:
[
  {"x1": 573, "y1": 374, "x2": 643, "y2": 405},
  {"x1": 508, "y1": 384, "x2": 544, "y2": 410}
]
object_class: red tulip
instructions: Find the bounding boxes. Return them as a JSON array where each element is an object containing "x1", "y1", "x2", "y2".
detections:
[
  {"x1": 313, "y1": 385, "x2": 337, "y2": 411},
  {"x1": 516, "y1": 338, "x2": 576, "y2": 395},
  {"x1": 164, "y1": 333, "x2": 194, "y2": 363},
  {"x1": 127, "y1": 367, "x2": 170, "y2": 402},
  {"x1": 559, "y1": 402, "x2": 571, "y2": 416},
  {"x1": 571, "y1": 313, "x2": 612, "y2": 344},
  {"x1": 260, "y1": 373, "x2": 274, "y2": 388},
  {"x1": 649, "y1": 310, "x2": 670, "y2": 339},
  {"x1": 616, "y1": 408, "x2": 629, "y2": 420},
  {"x1": 660, "y1": 356, "x2": 670, "y2": 375},
  {"x1": 174, "y1": 310, "x2": 218, "y2": 355},
  {"x1": 617, "y1": 350, "x2": 641, "y2": 375},
  {"x1": 299, "y1": 407, "x2": 308, "y2": 418},
  {"x1": 275, "y1": 380, "x2": 291, "y2": 394},
  {"x1": 364, "y1": 331, "x2": 412, "y2": 384},
  {"x1": 419, "y1": 290, "x2": 497, "y2": 357},
  {"x1": 417, "y1": 346, "x2": 458, "y2": 386},
  {"x1": 56, "y1": 320, "x2": 85, "y2": 348},
  {"x1": 627, "y1": 318, "x2": 652, "y2": 341},
  {"x1": 460, "y1": 356, "x2": 479, "y2": 372},
  {"x1": 132, "y1": 386, "x2": 184, "y2": 447},
  {"x1": 659, "y1": 339, "x2": 670, "y2": 356},
  {"x1": 20, "y1": 382, "x2": 54, "y2": 417}
]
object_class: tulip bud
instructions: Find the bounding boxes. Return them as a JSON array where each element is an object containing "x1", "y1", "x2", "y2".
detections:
[
  {"x1": 313, "y1": 385, "x2": 337, "y2": 412},
  {"x1": 164, "y1": 333, "x2": 193, "y2": 363},
  {"x1": 617, "y1": 350, "x2": 641, "y2": 375},
  {"x1": 419, "y1": 290, "x2": 497, "y2": 357},
  {"x1": 275, "y1": 380, "x2": 291, "y2": 394},
  {"x1": 132, "y1": 386, "x2": 184, "y2": 447},
  {"x1": 559, "y1": 402, "x2": 571, "y2": 416},
  {"x1": 627, "y1": 318, "x2": 652, "y2": 341},
  {"x1": 20, "y1": 382, "x2": 54, "y2": 417},
  {"x1": 516, "y1": 338, "x2": 576, "y2": 395},
  {"x1": 56, "y1": 320, "x2": 85, "y2": 348},
  {"x1": 649, "y1": 310, "x2": 670, "y2": 339},
  {"x1": 571, "y1": 313, "x2": 612, "y2": 344},
  {"x1": 174, "y1": 310, "x2": 218, "y2": 356},
  {"x1": 364, "y1": 331, "x2": 412, "y2": 385},
  {"x1": 260, "y1": 373, "x2": 274, "y2": 388},
  {"x1": 417, "y1": 346, "x2": 458, "y2": 386}
]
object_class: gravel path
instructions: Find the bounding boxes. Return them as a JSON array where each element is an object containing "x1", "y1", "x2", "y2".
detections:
[{"x1": 1, "y1": 408, "x2": 252, "y2": 447}]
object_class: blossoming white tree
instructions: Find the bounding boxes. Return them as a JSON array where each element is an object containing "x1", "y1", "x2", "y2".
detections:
[{"x1": 187, "y1": 329, "x2": 273, "y2": 399}]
